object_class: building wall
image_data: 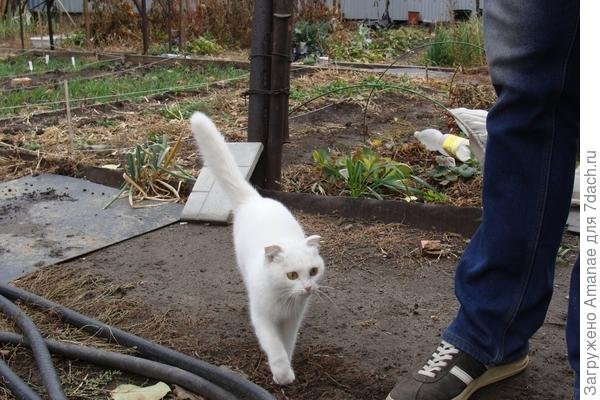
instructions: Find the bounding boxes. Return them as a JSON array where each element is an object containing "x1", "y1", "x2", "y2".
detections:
[
  {"x1": 338, "y1": 0, "x2": 480, "y2": 22},
  {"x1": 28, "y1": 0, "x2": 154, "y2": 14}
]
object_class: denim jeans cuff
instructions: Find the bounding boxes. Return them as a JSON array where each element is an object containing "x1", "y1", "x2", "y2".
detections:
[{"x1": 442, "y1": 330, "x2": 493, "y2": 365}]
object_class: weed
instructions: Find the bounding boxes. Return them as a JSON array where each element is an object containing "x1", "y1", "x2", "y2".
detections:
[
  {"x1": 423, "y1": 17, "x2": 485, "y2": 67},
  {"x1": 186, "y1": 34, "x2": 223, "y2": 55},
  {"x1": 328, "y1": 25, "x2": 429, "y2": 62},
  {"x1": 293, "y1": 20, "x2": 331, "y2": 57},
  {"x1": 96, "y1": 118, "x2": 118, "y2": 128},
  {"x1": 22, "y1": 140, "x2": 41, "y2": 151},
  {"x1": 160, "y1": 100, "x2": 211, "y2": 120},
  {"x1": 313, "y1": 147, "x2": 439, "y2": 201},
  {"x1": 105, "y1": 134, "x2": 195, "y2": 209},
  {"x1": 427, "y1": 162, "x2": 479, "y2": 186}
]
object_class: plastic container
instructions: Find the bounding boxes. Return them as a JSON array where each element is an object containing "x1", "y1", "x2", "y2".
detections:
[{"x1": 414, "y1": 129, "x2": 472, "y2": 162}]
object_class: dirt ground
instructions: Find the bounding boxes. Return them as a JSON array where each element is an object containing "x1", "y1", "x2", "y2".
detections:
[{"x1": 1, "y1": 212, "x2": 578, "y2": 400}]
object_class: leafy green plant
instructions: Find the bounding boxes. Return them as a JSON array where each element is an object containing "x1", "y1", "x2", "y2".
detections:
[
  {"x1": 427, "y1": 163, "x2": 479, "y2": 186},
  {"x1": 293, "y1": 19, "x2": 331, "y2": 56},
  {"x1": 423, "y1": 17, "x2": 485, "y2": 67},
  {"x1": 186, "y1": 34, "x2": 223, "y2": 55},
  {"x1": 105, "y1": 134, "x2": 195, "y2": 209},
  {"x1": 313, "y1": 147, "x2": 435, "y2": 200},
  {"x1": 62, "y1": 31, "x2": 86, "y2": 47},
  {"x1": 161, "y1": 100, "x2": 211, "y2": 120},
  {"x1": 328, "y1": 25, "x2": 429, "y2": 62}
]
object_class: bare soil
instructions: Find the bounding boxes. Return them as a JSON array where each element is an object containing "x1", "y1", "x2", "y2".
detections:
[{"x1": 1, "y1": 213, "x2": 578, "y2": 400}]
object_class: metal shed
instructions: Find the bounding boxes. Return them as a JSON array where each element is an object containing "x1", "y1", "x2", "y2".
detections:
[
  {"x1": 336, "y1": 0, "x2": 481, "y2": 23},
  {"x1": 28, "y1": 0, "x2": 154, "y2": 14}
]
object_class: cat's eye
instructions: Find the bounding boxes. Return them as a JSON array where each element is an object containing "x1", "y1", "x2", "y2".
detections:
[
  {"x1": 309, "y1": 267, "x2": 318, "y2": 276},
  {"x1": 287, "y1": 271, "x2": 299, "y2": 280}
]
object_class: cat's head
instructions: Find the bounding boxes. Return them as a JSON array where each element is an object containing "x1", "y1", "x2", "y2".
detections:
[{"x1": 263, "y1": 235, "x2": 325, "y2": 297}]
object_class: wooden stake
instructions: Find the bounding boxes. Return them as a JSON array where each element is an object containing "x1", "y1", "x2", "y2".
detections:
[
  {"x1": 83, "y1": 0, "x2": 91, "y2": 46},
  {"x1": 64, "y1": 80, "x2": 75, "y2": 152}
]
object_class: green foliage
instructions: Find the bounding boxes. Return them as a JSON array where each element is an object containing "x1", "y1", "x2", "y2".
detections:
[
  {"x1": 422, "y1": 189, "x2": 449, "y2": 203},
  {"x1": 423, "y1": 17, "x2": 485, "y2": 67},
  {"x1": 312, "y1": 147, "x2": 440, "y2": 201},
  {"x1": 186, "y1": 34, "x2": 223, "y2": 55},
  {"x1": 293, "y1": 20, "x2": 330, "y2": 55},
  {"x1": 0, "y1": 64, "x2": 244, "y2": 117},
  {"x1": 427, "y1": 163, "x2": 479, "y2": 186},
  {"x1": 62, "y1": 31, "x2": 86, "y2": 47},
  {"x1": 289, "y1": 75, "x2": 413, "y2": 102},
  {"x1": 105, "y1": 134, "x2": 195, "y2": 209},
  {"x1": 160, "y1": 99, "x2": 211, "y2": 120},
  {"x1": 328, "y1": 25, "x2": 429, "y2": 62}
]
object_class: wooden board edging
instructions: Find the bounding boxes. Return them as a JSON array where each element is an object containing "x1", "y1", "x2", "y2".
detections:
[{"x1": 260, "y1": 189, "x2": 481, "y2": 237}]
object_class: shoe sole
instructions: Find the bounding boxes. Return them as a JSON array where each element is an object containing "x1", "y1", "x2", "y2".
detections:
[{"x1": 386, "y1": 355, "x2": 529, "y2": 400}]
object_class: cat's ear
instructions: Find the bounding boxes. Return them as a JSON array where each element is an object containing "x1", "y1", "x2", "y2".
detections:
[
  {"x1": 305, "y1": 235, "x2": 321, "y2": 248},
  {"x1": 264, "y1": 245, "x2": 283, "y2": 263}
]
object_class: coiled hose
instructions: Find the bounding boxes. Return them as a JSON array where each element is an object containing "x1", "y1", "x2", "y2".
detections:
[
  {"x1": 0, "y1": 295, "x2": 67, "y2": 400},
  {"x1": 0, "y1": 283, "x2": 275, "y2": 400},
  {"x1": 0, "y1": 332, "x2": 239, "y2": 400},
  {"x1": 0, "y1": 359, "x2": 42, "y2": 400}
]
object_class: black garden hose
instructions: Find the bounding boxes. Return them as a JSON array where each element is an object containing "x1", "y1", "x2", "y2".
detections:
[
  {"x1": 0, "y1": 359, "x2": 42, "y2": 400},
  {"x1": 0, "y1": 295, "x2": 67, "y2": 400},
  {"x1": 0, "y1": 283, "x2": 275, "y2": 400},
  {"x1": 0, "y1": 332, "x2": 238, "y2": 400}
]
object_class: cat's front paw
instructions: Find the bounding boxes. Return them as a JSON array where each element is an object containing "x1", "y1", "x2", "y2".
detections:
[{"x1": 271, "y1": 362, "x2": 295, "y2": 385}]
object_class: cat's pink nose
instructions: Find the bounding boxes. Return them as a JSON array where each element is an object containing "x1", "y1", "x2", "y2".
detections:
[{"x1": 304, "y1": 285, "x2": 312, "y2": 293}]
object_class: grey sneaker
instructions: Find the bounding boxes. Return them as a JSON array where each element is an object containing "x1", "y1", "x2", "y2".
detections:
[{"x1": 386, "y1": 341, "x2": 529, "y2": 400}]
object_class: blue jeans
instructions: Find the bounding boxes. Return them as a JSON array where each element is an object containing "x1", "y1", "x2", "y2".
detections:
[{"x1": 442, "y1": 0, "x2": 580, "y2": 392}]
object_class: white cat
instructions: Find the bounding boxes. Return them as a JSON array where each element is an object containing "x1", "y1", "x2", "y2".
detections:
[{"x1": 190, "y1": 113, "x2": 325, "y2": 385}]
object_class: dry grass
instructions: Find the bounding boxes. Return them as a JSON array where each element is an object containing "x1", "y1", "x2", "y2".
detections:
[{"x1": 0, "y1": 266, "x2": 182, "y2": 399}]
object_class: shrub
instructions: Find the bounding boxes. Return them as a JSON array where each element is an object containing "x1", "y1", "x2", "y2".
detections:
[{"x1": 423, "y1": 17, "x2": 485, "y2": 67}]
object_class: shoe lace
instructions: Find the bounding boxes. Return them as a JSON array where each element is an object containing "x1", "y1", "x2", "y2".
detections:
[{"x1": 417, "y1": 341, "x2": 460, "y2": 378}]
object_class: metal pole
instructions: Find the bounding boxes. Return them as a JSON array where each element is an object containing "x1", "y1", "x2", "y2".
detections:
[
  {"x1": 265, "y1": 0, "x2": 292, "y2": 189},
  {"x1": 247, "y1": 0, "x2": 273, "y2": 187}
]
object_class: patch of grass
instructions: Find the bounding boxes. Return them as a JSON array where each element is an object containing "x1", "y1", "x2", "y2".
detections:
[
  {"x1": 186, "y1": 34, "x2": 223, "y2": 55},
  {"x1": 423, "y1": 17, "x2": 485, "y2": 67},
  {"x1": 0, "y1": 55, "x2": 103, "y2": 77},
  {"x1": 312, "y1": 147, "x2": 441, "y2": 201},
  {"x1": 328, "y1": 25, "x2": 430, "y2": 62},
  {"x1": 0, "y1": 64, "x2": 245, "y2": 117},
  {"x1": 289, "y1": 74, "x2": 414, "y2": 102},
  {"x1": 160, "y1": 99, "x2": 211, "y2": 120}
]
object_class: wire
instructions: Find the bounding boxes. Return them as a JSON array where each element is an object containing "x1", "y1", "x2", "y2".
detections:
[{"x1": 0, "y1": 72, "x2": 249, "y2": 113}]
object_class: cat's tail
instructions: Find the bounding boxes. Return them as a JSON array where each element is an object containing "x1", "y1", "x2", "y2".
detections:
[{"x1": 190, "y1": 112, "x2": 259, "y2": 207}]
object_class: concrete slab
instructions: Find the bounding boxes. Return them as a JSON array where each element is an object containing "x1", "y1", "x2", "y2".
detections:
[
  {"x1": 0, "y1": 174, "x2": 182, "y2": 282},
  {"x1": 181, "y1": 142, "x2": 262, "y2": 223}
]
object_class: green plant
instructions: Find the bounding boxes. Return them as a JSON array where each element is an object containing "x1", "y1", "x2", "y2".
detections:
[
  {"x1": 293, "y1": 19, "x2": 330, "y2": 55},
  {"x1": 328, "y1": 25, "x2": 429, "y2": 62},
  {"x1": 422, "y1": 189, "x2": 449, "y2": 203},
  {"x1": 62, "y1": 31, "x2": 86, "y2": 47},
  {"x1": 423, "y1": 17, "x2": 485, "y2": 67},
  {"x1": 186, "y1": 34, "x2": 223, "y2": 55},
  {"x1": 313, "y1": 147, "x2": 428, "y2": 200},
  {"x1": 427, "y1": 163, "x2": 479, "y2": 186},
  {"x1": 104, "y1": 134, "x2": 195, "y2": 209},
  {"x1": 160, "y1": 100, "x2": 211, "y2": 120}
]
